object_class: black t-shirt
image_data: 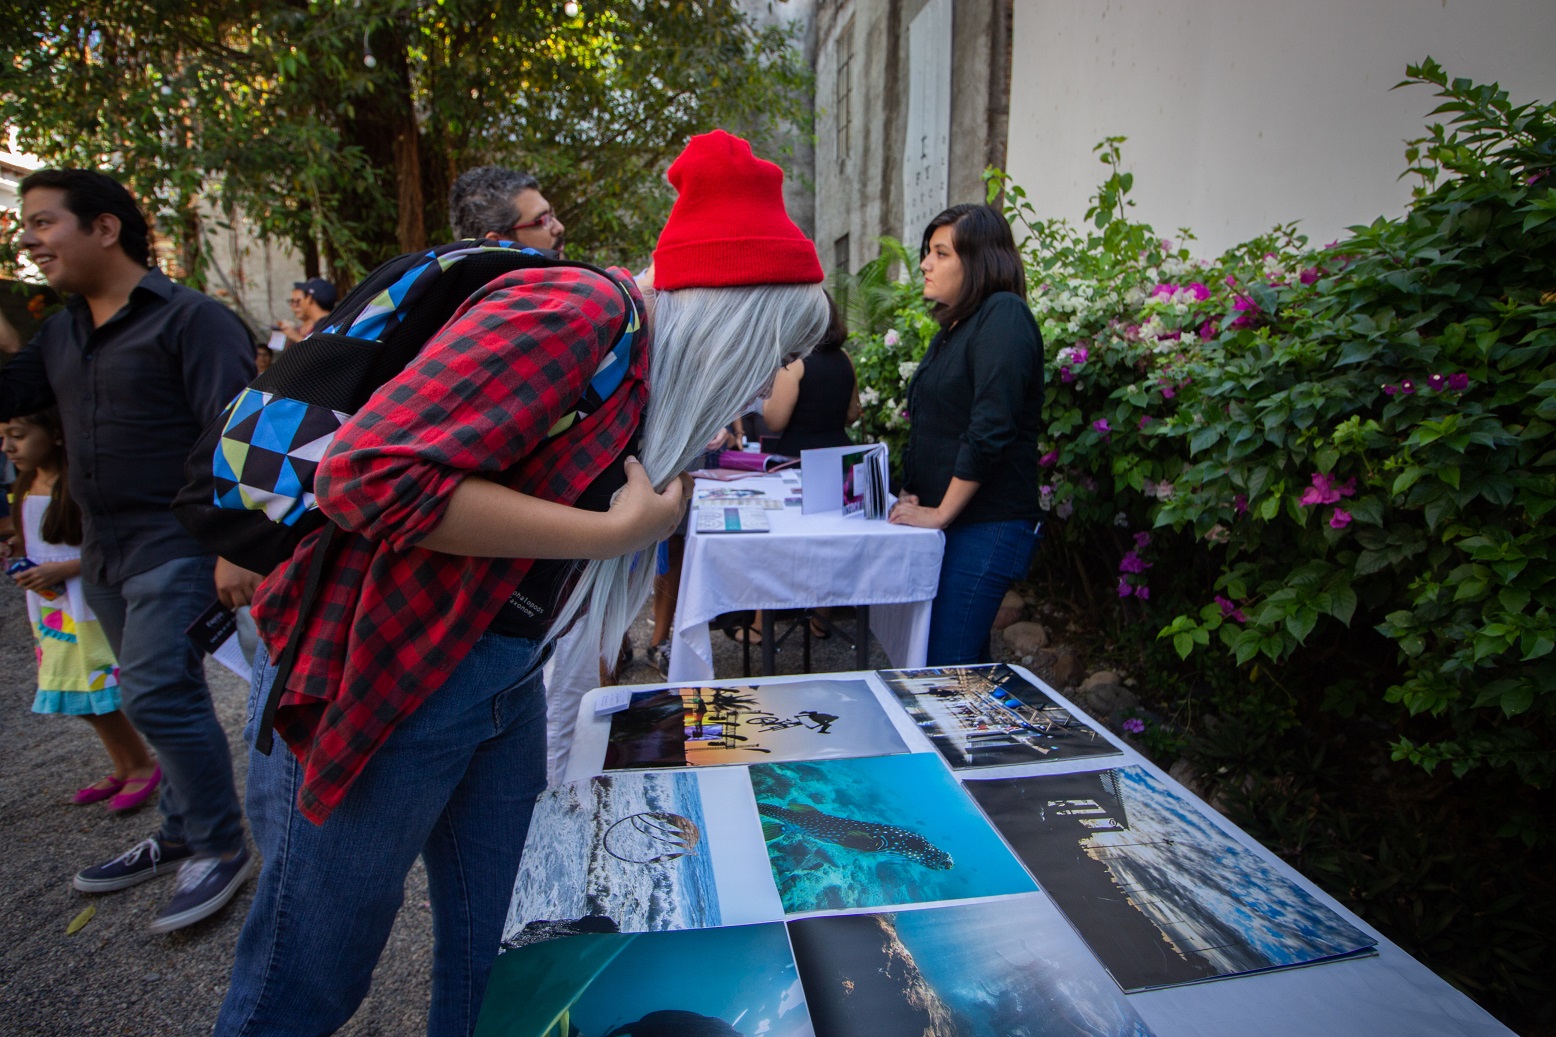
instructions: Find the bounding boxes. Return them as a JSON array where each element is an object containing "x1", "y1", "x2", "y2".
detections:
[
  {"x1": 485, "y1": 433, "x2": 640, "y2": 640},
  {"x1": 900, "y1": 292, "x2": 1043, "y2": 526}
]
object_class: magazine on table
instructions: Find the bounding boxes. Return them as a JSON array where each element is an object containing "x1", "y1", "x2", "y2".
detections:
[
  {"x1": 695, "y1": 506, "x2": 771, "y2": 533},
  {"x1": 800, "y1": 442, "x2": 889, "y2": 518}
]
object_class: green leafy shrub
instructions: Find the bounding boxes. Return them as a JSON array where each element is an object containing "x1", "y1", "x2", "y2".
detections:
[{"x1": 852, "y1": 59, "x2": 1556, "y2": 789}]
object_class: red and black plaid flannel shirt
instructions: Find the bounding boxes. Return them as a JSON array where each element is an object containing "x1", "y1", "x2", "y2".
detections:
[{"x1": 249, "y1": 266, "x2": 649, "y2": 824}]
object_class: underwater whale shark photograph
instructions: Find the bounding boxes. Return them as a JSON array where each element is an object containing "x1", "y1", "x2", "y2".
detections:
[{"x1": 749, "y1": 754, "x2": 1037, "y2": 915}]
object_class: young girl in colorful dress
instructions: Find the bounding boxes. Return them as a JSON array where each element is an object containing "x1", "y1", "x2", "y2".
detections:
[{"x1": 3, "y1": 408, "x2": 160, "y2": 810}]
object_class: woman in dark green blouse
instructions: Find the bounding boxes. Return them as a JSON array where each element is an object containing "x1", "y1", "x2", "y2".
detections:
[{"x1": 889, "y1": 203, "x2": 1043, "y2": 664}]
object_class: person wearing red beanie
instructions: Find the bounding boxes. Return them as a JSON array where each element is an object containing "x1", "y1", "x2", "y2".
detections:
[{"x1": 215, "y1": 126, "x2": 832, "y2": 1037}]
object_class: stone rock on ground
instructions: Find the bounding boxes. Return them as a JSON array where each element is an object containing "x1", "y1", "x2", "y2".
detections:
[
  {"x1": 1049, "y1": 648, "x2": 1085, "y2": 688},
  {"x1": 1001, "y1": 621, "x2": 1048, "y2": 656},
  {"x1": 991, "y1": 589, "x2": 1025, "y2": 631},
  {"x1": 1068, "y1": 681, "x2": 1140, "y2": 722},
  {"x1": 1081, "y1": 669, "x2": 1122, "y2": 690}
]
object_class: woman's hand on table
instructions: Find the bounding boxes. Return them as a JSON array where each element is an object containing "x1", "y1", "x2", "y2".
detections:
[{"x1": 888, "y1": 493, "x2": 950, "y2": 530}]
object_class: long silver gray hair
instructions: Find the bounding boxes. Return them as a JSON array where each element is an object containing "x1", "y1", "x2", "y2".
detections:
[{"x1": 549, "y1": 281, "x2": 831, "y2": 665}]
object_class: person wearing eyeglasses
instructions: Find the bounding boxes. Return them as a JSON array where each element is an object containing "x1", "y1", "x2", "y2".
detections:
[
  {"x1": 448, "y1": 165, "x2": 567, "y2": 257},
  {"x1": 277, "y1": 277, "x2": 338, "y2": 345}
]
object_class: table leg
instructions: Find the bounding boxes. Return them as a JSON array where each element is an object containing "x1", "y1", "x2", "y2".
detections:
[
  {"x1": 856, "y1": 604, "x2": 870, "y2": 669},
  {"x1": 761, "y1": 609, "x2": 777, "y2": 675}
]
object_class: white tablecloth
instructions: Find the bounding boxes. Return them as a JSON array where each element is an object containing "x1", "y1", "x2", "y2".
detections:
[
  {"x1": 667, "y1": 474, "x2": 945, "y2": 682},
  {"x1": 560, "y1": 667, "x2": 1514, "y2": 1037}
]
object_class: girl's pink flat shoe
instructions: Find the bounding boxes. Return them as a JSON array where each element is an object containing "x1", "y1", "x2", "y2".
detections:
[
  {"x1": 107, "y1": 767, "x2": 161, "y2": 813},
  {"x1": 72, "y1": 775, "x2": 126, "y2": 805}
]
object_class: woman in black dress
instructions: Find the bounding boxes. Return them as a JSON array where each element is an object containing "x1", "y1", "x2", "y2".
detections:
[
  {"x1": 889, "y1": 204, "x2": 1043, "y2": 664},
  {"x1": 762, "y1": 294, "x2": 860, "y2": 456}
]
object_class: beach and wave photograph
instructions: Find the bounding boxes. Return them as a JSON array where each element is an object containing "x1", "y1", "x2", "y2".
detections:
[
  {"x1": 965, "y1": 766, "x2": 1377, "y2": 991},
  {"x1": 604, "y1": 679, "x2": 907, "y2": 770},
  {"x1": 478, "y1": 922, "x2": 813, "y2": 1037},
  {"x1": 787, "y1": 897, "x2": 1155, "y2": 1037},
  {"x1": 877, "y1": 665, "x2": 1120, "y2": 769},
  {"x1": 749, "y1": 754, "x2": 1036, "y2": 915},
  {"x1": 503, "y1": 769, "x2": 782, "y2": 946}
]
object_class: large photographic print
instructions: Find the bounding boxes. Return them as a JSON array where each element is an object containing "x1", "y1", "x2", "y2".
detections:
[
  {"x1": 478, "y1": 923, "x2": 813, "y2": 1037},
  {"x1": 750, "y1": 754, "x2": 1036, "y2": 916},
  {"x1": 965, "y1": 766, "x2": 1377, "y2": 991},
  {"x1": 787, "y1": 897, "x2": 1154, "y2": 1037},
  {"x1": 604, "y1": 679, "x2": 907, "y2": 770},
  {"x1": 878, "y1": 665, "x2": 1120, "y2": 769},
  {"x1": 504, "y1": 769, "x2": 782, "y2": 945}
]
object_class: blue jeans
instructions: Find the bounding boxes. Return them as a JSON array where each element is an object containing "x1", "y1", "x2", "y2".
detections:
[
  {"x1": 926, "y1": 518, "x2": 1040, "y2": 666},
  {"x1": 83, "y1": 554, "x2": 244, "y2": 856},
  {"x1": 214, "y1": 631, "x2": 550, "y2": 1037}
]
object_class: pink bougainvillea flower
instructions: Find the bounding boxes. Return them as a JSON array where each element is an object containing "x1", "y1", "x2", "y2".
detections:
[
  {"x1": 1324, "y1": 239, "x2": 1340, "y2": 250},
  {"x1": 1160, "y1": 383, "x2": 1177, "y2": 399},
  {"x1": 1135, "y1": 585, "x2": 1151, "y2": 601},
  {"x1": 1427, "y1": 373, "x2": 1446, "y2": 391},
  {"x1": 1229, "y1": 295, "x2": 1260, "y2": 329},
  {"x1": 1400, "y1": 379, "x2": 1417, "y2": 395},
  {"x1": 1133, "y1": 531, "x2": 1152, "y2": 550},
  {"x1": 1215, "y1": 595, "x2": 1248, "y2": 622},
  {"x1": 883, "y1": 329, "x2": 901, "y2": 347},
  {"x1": 1093, "y1": 418, "x2": 1112, "y2": 436},
  {"x1": 1233, "y1": 493, "x2": 1248, "y2": 515},
  {"x1": 1119, "y1": 550, "x2": 1152, "y2": 574},
  {"x1": 1122, "y1": 717, "x2": 1146, "y2": 734},
  {"x1": 1199, "y1": 320, "x2": 1217, "y2": 340},
  {"x1": 1186, "y1": 282, "x2": 1210, "y2": 301},
  {"x1": 1448, "y1": 372, "x2": 1470, "y2": 391},
  {"x1": 1073, "y1": 346, "x2": 1089, "y2": 364},
  {"x1": 1139, "y1": 415, "x2": 1153, "y2": 429},
  {"x1": 1224, "y1": 274, "x2": 1238, "y2": 287},
  {"x1": 1330, "y1": 507, "x2": 1352, "y2": 529},
  {"x1": 1298, "y1": 473, "x2": 1356, "y2": 507},
  {"x1": 1152, "y1": 283, "x2": 1176, "y2": 298},
  {"x1": 1382, "y1": 384, "x2": 1398, "y2": 396},
  {"x1": 1060, "y1": 367, "x2": 1075, "y2": 383},
  {"x1": 1117, "y1": 578, "x2": 1134, "y2": 598},
  {"x1": 1039, "y1": 449, "x2": 1059, "y2": 468},
  {"x1": 1299, "y1": 268, "x2": 1320, "y2": 285}
]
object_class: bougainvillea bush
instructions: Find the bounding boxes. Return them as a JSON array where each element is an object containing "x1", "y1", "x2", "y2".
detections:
[{"x1": 854, "y1": 60, "x2": 1556, "y2": 789}]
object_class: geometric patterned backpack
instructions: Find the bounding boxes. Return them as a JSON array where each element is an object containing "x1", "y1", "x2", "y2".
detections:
[{"x1": 173, "y1": 240, "x2": 641, "y2": 576}]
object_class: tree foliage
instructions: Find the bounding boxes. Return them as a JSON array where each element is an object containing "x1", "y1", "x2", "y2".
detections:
[{"x1": 0, "y1": 0, "x2": 810, "y2": 287}]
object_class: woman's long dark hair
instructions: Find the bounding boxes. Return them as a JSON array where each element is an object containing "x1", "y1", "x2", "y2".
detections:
[
  {"x1": 9, "y1": 408, "x2": 81, "y2": 555},
  {"x1": 919, "y1": 203, "x2": 1026, "y2": 327},
  {"x1": 813, "y1": 292, "x2": 847, "y2": 353}
]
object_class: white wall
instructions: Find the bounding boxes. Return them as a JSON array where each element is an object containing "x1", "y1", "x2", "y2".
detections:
[{"x1": 1005, "y1": 0, "x2": 1556, "y2": 256}]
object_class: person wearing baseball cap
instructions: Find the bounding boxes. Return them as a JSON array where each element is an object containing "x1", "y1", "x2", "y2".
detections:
[
  {"x1": 215, "y1": 129, "x2": 829, "y2": 1037},
  {"x1": 278, "y1": 277, "x2": 338, "y2": 344}
]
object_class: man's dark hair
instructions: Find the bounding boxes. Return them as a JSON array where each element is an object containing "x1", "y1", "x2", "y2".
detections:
[
  {"x1": 19, "y1": 168, "x2": 153, "y2": 268},
  {"x1": 918, "y1": 203, "x2": 1026, "y2": 327},
  {"x1": 448, "y1": 165, "x2": 540, "y2": 239}
]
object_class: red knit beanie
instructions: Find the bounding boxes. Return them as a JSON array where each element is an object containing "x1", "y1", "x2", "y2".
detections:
[{"x1": 653, "y1": 129, "x2": 823, "y2": 290}]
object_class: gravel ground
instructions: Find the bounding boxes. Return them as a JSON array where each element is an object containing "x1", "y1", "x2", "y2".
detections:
[{"x1": 0, "y1": 578, "x2": 892, "y2": 1036}]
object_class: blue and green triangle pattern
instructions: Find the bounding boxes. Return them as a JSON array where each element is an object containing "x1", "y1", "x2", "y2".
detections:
[{"x1": 212, "y1": 389, "x2": 351, "y2": 526}]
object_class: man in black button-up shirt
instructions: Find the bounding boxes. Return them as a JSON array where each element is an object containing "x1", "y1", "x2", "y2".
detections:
[{"x1": 1, "y1": 169, "x2": 256, "y2": 933}]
